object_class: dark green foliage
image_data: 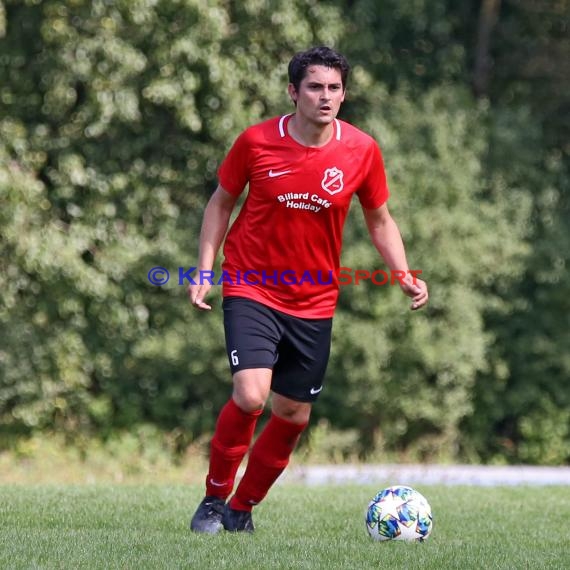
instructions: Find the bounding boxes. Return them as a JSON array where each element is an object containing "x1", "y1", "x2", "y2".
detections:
[{"x1": 0, "y1": 0, "x2": 567, "y2": 464}]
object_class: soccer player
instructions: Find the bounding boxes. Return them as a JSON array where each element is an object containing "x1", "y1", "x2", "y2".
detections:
[{"x1": 189, "y1": 46, "x2": 428, "y2": 533}]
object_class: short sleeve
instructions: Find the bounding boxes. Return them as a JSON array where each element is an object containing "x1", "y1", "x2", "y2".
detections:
[
  {"x1": 217, "y1": 129, "x2": 252, "y2": 196},
  {"x1": 356, "y1": 141, "x2": 390, "y2": 209}
]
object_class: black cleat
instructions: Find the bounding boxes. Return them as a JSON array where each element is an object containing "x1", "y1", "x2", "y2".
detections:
[
  {"x1": 190, "y1": 496, "x2": 225, "y2": 534},
  {"x1": 222, "y1": 504, "x2": 255, "y2": 533}
]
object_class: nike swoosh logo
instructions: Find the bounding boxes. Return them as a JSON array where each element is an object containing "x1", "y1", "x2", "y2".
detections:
[
  {"x1": 209, "y1": 479, "x2": 226, "y2": 487},
  {"x1": 268, "y1": 169, "x2": 292, "y2": 178},
  {"x1": 310, "y1": 386, "x2": 323, "y2": 395}
]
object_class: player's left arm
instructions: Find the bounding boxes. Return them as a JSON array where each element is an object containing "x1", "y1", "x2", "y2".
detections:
[{"x1": 362, "y1": 203, "x2": 428, "y2": 311}]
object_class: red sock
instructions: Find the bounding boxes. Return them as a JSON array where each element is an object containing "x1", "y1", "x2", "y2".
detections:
[
  {"x1": 205, "y1": 398, "x2": 262, "y2": 499},
  {"x1": 230, "y1": 413, "x2": 307, "y2": 512}
]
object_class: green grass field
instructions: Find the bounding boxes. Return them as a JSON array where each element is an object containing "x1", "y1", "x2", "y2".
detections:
[{"x1": 1, "y1": 484, "x2": 568, "y2": 569}]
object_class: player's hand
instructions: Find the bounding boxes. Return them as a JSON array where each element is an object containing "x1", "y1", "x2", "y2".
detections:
[
  {"x1": 188, "y1": 283, "x2": 212, "y2": 311},
  {"x1": 399, "y1": 274, "x2": 428, "y2": 311}
]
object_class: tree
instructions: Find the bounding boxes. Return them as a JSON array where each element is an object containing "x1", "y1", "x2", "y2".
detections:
[
  {"x1": 0, "y1": 0, "x2": 345, "y2": 437},
  {"x1": 1, "y1": 0, "x2": 567, "y2": 464}
]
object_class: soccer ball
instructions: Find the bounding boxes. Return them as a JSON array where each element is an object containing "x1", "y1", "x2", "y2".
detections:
[{"x1": 365, "y1": 485, "x2": 433, "y2": 542}]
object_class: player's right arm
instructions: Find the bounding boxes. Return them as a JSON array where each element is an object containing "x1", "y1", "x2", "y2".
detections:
[{"x1": 188, "y1": 185, "x2": 238, "y2": 310}]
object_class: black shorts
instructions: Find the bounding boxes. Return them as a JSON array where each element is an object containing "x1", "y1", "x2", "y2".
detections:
[{"x1": 223, "y1": 296, "x2": 333, "y2": 403}]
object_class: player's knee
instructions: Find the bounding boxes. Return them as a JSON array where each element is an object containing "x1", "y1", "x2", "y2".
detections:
[
  {"x1": 281, "y1": 408, "x2": 311, "y2": 424},
  {"x1": 232, "y1": 369, "x2": 271, "y2": 412},
  {"x1": 272, "y1": 398, "x2": 312, "y2": 424},
  {"x1": 232, "y1": 391, "x2": 266, "y2": 413}
]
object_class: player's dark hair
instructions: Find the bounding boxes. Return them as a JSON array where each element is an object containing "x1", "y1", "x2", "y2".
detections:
[{"x1": 288, "y1": 46, "x2": 350, "y2": 92}]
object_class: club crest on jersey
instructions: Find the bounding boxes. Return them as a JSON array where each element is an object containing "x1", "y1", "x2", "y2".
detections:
[{"x1": 321, "y1": 167, "x2": 344, "y2": 195}]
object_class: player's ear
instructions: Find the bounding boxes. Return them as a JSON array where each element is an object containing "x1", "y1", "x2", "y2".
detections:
[{"x1": 287, "y1": 83, "x2": 297, "y2": 105}]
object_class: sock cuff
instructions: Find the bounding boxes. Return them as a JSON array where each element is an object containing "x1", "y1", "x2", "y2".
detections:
[{"x1": 269, "y1": 412, "x2": 308, "y2": 434}]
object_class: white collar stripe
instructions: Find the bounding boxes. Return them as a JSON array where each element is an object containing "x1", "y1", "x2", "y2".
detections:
[
  {"x1": 334, "y1": 118, "x2": 341, "y2": 140},
  {"x1": 278, "y1": 114, "x2": 291, "y2": 138}
]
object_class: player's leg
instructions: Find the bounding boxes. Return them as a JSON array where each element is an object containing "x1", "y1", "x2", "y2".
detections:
[
  {"x1": 190, "y1": 298, "x2": 281, "y2": 534},
  {"x1": 190, "y1": 369, "x2": 271, "y2": 534},
  {"x1": 223, "y1": 312, "x2": 332, "y2": 532},
  {"x1": 223, "y1": 395, "x2": 310, "y2": 532},
  {"x1": 204, "y1": 368, "x2": 271, "y2": 499}
]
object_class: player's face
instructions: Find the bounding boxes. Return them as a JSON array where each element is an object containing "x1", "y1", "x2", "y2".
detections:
[{"x1": 288, "y1": 65, "x2": 345, "y2": 127}]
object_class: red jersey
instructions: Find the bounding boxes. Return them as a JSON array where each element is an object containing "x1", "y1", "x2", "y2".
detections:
[{"x1": 218, "y1": 114, "x2": 389, "y2": 318}]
